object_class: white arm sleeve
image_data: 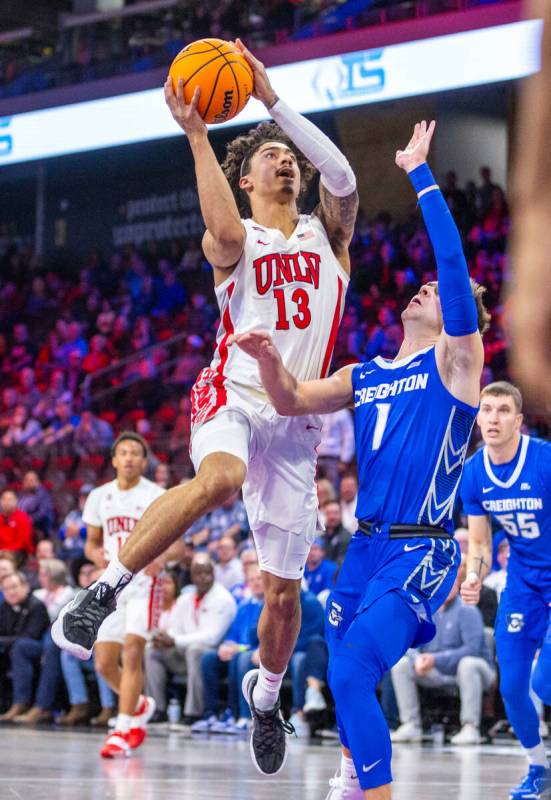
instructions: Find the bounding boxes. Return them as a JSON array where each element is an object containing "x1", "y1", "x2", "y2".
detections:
[{"x1": 269, "y1": 98, "x2": 356, "y2": 197}]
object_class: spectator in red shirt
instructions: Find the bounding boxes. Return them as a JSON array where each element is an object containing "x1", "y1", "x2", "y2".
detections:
[{"x1": 0, "y1": 491, "x2": 34, "y2": 558}]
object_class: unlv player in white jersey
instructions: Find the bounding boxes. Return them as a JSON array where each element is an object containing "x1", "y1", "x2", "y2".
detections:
[
  {"x1": 83, "y1": 432, "x2": 165, "y2": 758},
  {"x1": 53, "y1": 40, "x2": 358, "y2": 775}
]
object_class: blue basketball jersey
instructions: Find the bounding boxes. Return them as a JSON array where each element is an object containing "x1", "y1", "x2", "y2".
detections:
[
  {"x1": 461, "y1": 436, "x2": 551, "y2": 570},
  {"x1": 353, "y1": 345, "x2": 477, "y2": 533}
]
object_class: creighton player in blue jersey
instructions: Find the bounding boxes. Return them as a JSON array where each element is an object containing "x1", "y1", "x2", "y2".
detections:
[
  {"x1": 230, "y1": 120, "x2": 489, "y2": 800},
  {"x1": 461, "y1": 381, "x2": 551, "y2": 800}
]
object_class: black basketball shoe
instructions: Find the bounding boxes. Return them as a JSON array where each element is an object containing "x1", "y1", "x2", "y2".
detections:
[
  {"x1": 51, "y1": 581, "x2": 120, "y2": 660},
  {"x1": 242, "y1": 669, "x2": 295, "y2": 776}
]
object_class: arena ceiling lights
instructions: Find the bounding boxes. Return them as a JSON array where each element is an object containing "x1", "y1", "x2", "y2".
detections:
[{"x1": 0, "y1": 18, "x2": 542, "y2": 168}]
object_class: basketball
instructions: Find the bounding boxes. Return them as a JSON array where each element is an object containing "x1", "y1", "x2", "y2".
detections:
[{"x1": 169, "y1": 38, "x2": 254, "y2": 125}]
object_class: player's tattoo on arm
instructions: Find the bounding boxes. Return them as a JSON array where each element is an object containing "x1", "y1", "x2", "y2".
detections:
[{"x1": 319, "y1": 183, "x2": 359, "y2": 233}]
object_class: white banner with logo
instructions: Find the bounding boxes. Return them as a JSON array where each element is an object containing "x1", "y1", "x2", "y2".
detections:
[{"x1": 0, "y1": 19, "x2": 542, "y2": 167}]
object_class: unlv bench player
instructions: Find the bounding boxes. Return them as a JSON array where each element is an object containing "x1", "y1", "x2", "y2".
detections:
[{"x1": 53, "y1": 40, "x2": 358, "y2": 777}]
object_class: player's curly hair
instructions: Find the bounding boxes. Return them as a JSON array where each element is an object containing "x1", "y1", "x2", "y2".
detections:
[
  {"x1": 221, "y1": 121, "x2": 317, "y2": 218},
  {"x1": 470, "y1": 279, "x2": 492, "y2": 335}
]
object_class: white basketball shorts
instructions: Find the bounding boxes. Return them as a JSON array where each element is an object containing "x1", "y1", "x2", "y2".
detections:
[
  {"x1": 190, "y1": 386, "x2": 323, "y2": 580},
  {"x1": 96, "y1": 572, "x2": 163, "y2": 644}
]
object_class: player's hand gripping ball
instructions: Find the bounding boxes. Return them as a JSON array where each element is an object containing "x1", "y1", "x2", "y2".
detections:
[{"x1": 169, "y1": 38, "x2": 253, "y2": 124}]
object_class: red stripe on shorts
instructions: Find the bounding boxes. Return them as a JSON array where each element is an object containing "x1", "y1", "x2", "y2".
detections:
[
  {"x1": 320, "y1": 276, "x2": 344, "y2": 378},
  {"x1": 147, "y1": 577, "x2": 157, "y2": 631},
  {"x1": 190, "y1": 282, "x2": 235, "y2": 426},
  {"x1": 212, "y1": 282, "x2": 235, "y2": 414}
]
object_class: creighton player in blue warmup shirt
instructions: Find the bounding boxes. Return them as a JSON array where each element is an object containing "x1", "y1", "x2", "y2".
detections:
[
  {"x1": 461, "y1": 381, "x2": 551, "y2": 800},
  {"x1": 230, "y1": 120, "x2": 489, "y2": 800}
]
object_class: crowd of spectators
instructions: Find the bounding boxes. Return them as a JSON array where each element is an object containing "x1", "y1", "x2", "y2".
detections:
[
  {"x1": 0, "y1": 164, "x2": 547, "y2": 739},
  {"x1": 1, "y1": 0, "x2": 508, "y2": 100}
]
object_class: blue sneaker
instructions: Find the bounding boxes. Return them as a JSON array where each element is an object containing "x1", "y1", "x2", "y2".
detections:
[
  {"x1": 509, "y1": 765, "x2": 551, "y2": 800},
  {"x1": 210, "y1": 710, "x2": 235, "y2": 734},
  {"x1": 190, "y1": 714, "x2": 217, "y2": 734}
]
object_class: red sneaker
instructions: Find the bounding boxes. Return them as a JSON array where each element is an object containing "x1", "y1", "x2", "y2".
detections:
[
  {"x1": 133, "y1": 695, "x2": 156, "y2": 727},
  {"x1": 127, "y1": 726, "x2": 147, "y2": 749},
  {"x1": 100, "y1": 731, "x2": 131, "y2": 759}
]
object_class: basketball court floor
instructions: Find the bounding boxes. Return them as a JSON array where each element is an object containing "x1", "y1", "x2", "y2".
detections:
[{"x1": 0, "y1": 726, "x2": 536, "y2": 799}]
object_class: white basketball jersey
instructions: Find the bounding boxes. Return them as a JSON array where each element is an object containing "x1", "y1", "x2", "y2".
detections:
[
  {"x1": 191, "y1": 214, "x2": 349, "y2": 425},
  {"x1": 82, "y1": 477, "x2": 165, "y2": 564}
]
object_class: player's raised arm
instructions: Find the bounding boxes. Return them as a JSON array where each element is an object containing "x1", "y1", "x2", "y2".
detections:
[
  {"x1": 228, "y1": 330, "x2": 354, "y2": 415},
  {"x1": 461, "y1": 514, "x2": 493, "y2": 605},
  {"x1": 235, "y1": 39, "x2": 358, "y2": 269},
  {"x1": 164, "y1": 78, "x2": 245, "y2": 269},
  {"x1": 396, "y1": 121, "x2": 485, "y2": 406}
]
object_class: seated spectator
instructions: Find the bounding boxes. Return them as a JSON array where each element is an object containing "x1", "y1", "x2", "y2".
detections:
[
  {"x1": 59, "y1": 562, "x2": 115, "y2": 726},
  {"x1": 484, "y1": 538, "x2": 509, "y2": 601},
  {"x1": 285, "y1": 588, "x2": 325, "y2": 735},
  {"x1": 207, "y1": 492, "x2": 249, "y2": 546},
  {"x1": 57, "y1": 485, "x2": 93, "y2": 561},
  {"x1": 168, "y1": 396, "x2": 192, "y2": 461},
  {"x1": 16, "y1": 367, "x2": 41, "y2": 410},
  {"x1": 339, "y1": 473, "x2": 358, "y2": 535},
  {"x1": 0, "y1": 490, "x2": 33, "y2": 560},
  {"x1": 73, "y1": 410, "x2": 113, "y2": 456},
  {"x1": 214, "y1": 537, "x2": 245, "y2": 593},
  {"x1": 1, "y1": 404, "x2": 41, "y2": 449},
  {"x1": 35, "y1": 539, "x2": 55, "y2": 561},
  {"x1": 17, "y1": 471, "x2": 54, "y2": 536},
  {"x1": 82, "y1": 334, "x2": 110, "y2": 375},
  {"x1": 33, "y1": 559, "x2": 75, "y2": 622},
  {"x1": 317, "y1": 408, "x2": 355, "y2": 490},
  {"x1": 321, "y1": 500, "x2": 352, "y2": 565},
  {"x1": 304, "y1": 538, "x2": 337, "y2": 596},
  {"x1": 33, "y1": 369, "x2": 67, "y2": 423},
  {"x1": 194, "y1": 564, "x2": 264, "y2": 733},
  {"x1": 144, "y1": 554, "x2": 236, "y2": 723},
  {"x1": 0, "y1": 571, "x2": 50, "y2": 721},
  {"x1": 229, "y1": 547, "x2": 260, "y2": 604},
  {"x1": 316, "y1": 478, "x2": 337, "y2": 512},
  {"x1": 154, "y1": 463, "x2": 172, "y2": 490},
  {"x1": 9, "y1": 560, "x2": 76, "y2": 724},
  {"x1": 390, "y1": 573, "x2": 496, "y2": 746},
  {"x1": 288, "y1": 634, "x2": 330, "y2": 737},
  {"x1": 0, "y1": 552, "x2": 16, "y2": 601},
  {"x1": 32, "y1": 399, "x2": 80, "y2": 452}
]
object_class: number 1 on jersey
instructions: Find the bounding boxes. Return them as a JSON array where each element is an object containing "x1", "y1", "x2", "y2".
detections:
[{"x1": 372, "y1": 403, "x2": 391, "y2": 450}]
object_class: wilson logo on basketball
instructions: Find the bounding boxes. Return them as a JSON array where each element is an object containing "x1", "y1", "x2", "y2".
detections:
[
  {"x1": 214, "y1": 89, "x2": 234, "y2": 122},
  {"x1": 253, "y1": 251, "x2": 321, "y2": 295}
]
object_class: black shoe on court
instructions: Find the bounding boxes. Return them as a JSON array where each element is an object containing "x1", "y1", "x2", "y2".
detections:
[
  {"x1": 51, "y1": 583, "x2": 118, "y2": 660},
  {"x1": 241, "y1": 669, "x2": 295, "y2": 776}
]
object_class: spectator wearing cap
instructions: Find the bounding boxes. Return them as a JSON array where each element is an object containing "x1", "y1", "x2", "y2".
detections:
[
  {"x1": 17, "y1": 471, "x2": 54, "y2": 537},
  {"x1": 0, "y1": 571, "x2": 50, "y2": 721},
  {"x1": 317, "y1": 409, "x2": 355, "y2": 491},
  {"x1": 321, "y1": 500, "x2": 352, "y2": 565},
  {"x1": 304, "y1": 538, "x2": 337, "y2": 596},
  {"x1": 0, "y1": 491, "x2": 33, "y2": 559}
]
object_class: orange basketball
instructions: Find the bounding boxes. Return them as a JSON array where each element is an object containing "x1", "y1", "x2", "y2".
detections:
[{"x1": 169, "y1": 38, "x2": 254, "y2": 125}]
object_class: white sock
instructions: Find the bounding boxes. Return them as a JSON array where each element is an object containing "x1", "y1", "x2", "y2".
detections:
[
  {"x1": 524, "y1": 741, "x2": 550, "y2": 768},
  {"x1": 340, "y1": 754, "x2": 359, "y2": 787},
  {"x1": 252, "y1": 662, "x2": 285, "y2": 711},
  {"x1": 98, "y1": 556, "x2": 133, "y2": 594},
  {"x1": 116, "y1": 713, "x2": 133, "y2": 734}
]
